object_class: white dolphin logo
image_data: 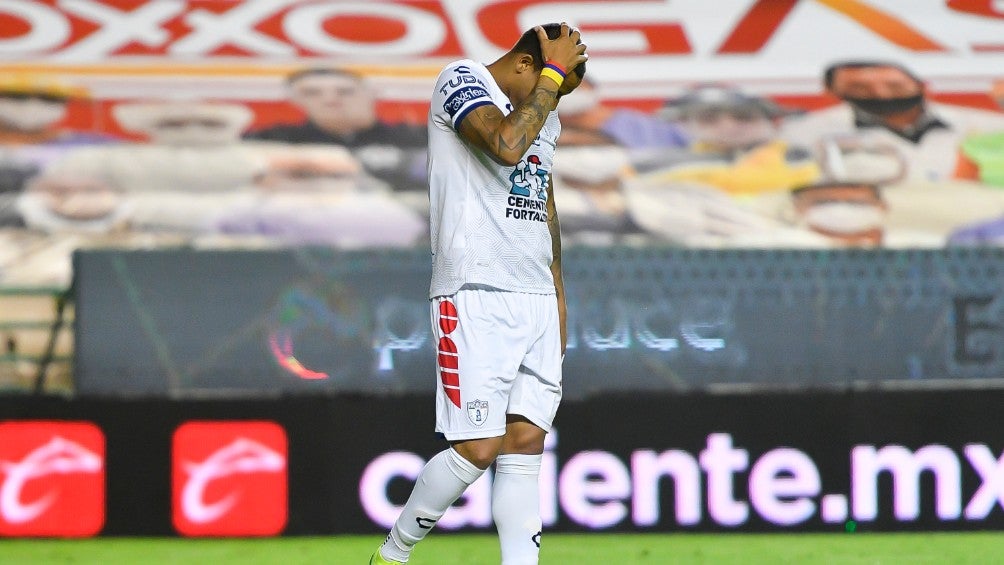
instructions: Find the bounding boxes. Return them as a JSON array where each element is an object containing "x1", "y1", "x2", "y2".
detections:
[
  {"x1": 180, "y1": 437, "x2": 285, "y2": 524},
  {"x1": 0, "y1": 436, "x2": 102, "y2": 524}
]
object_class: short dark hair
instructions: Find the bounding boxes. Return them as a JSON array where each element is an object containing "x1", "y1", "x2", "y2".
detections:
[
  {"x1": 512, "y1": 23, "x2": 586, "y2": 79},
  {"x1": 823, "y1": 60, "x2": 920, "y2": 89},
  {"x1": 286, "y1": 67, "x2": 364, "y2": 86}
]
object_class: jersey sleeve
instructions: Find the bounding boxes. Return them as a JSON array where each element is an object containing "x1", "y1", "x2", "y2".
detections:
[{"x1": 432, "y1": 61, "x2": 496, "y2": 131}]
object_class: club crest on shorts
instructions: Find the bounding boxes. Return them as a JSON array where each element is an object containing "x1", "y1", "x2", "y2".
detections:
[{"x1": 466, "y1": 399, "x2": 489, "y2": 426}]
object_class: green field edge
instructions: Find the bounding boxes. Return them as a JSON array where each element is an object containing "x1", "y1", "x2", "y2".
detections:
[{"x1": 3, "y1": 532, "x2": 1004, "y2": 565}]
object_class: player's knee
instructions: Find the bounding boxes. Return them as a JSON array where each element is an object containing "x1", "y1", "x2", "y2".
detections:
[
  {"x1": 452, "y1": 437, "x2": 503, "y2": 469},
  {"x1": 502, "y1": 433, "x2": 544, "y2": 455},
  {"x1": 502, "y1": 417, "x2": 546, "y2": 454}
]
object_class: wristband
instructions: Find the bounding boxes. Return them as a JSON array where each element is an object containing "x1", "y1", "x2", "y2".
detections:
[
  {"x1": 545, "y1": 60, "x2": 568, "y2": 76},
  {"x1": 540, "y1": 67, "x2": 564, "y2": 87},
  {"x1": 540, "y1": 60, "x2": 566, "y2": 88}
]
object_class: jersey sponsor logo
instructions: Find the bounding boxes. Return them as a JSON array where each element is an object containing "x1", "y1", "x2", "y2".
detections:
[
  {"x1": 443, "y1": 85, "x2": 490, "y2": 117},
  {"x1": 172, "y1": 421, "x2": 287, "y2": 537},
  {"x1": 440, "y1": 69, "x2": 486, "y2": 94},
  {"x1": 509, "y1": 155, "x2": 548, "y2": 199},
  {"x1": 0, "y1": 421, "x2": 105, "y2": 537},
  {"x1": 506, "y1": 155, "x2": 549, "y2": 222},
  {"x1": 466, "y1": 399, "x2": 489, "y2": 426}
]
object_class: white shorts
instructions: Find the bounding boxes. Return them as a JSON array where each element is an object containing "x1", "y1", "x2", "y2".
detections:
[{"x1": 432, "y1": 285, "x2": 562, "y2": 441}]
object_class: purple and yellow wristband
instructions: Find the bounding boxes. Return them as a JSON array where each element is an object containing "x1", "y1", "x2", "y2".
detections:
[{"x1": 540, "y1": 60, "x2": 567, "y2": 88}]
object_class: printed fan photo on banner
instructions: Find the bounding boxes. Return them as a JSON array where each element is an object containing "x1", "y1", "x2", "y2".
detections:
[{"x1": 4, "y1": 0, "x2": 1004, "y2": 288}]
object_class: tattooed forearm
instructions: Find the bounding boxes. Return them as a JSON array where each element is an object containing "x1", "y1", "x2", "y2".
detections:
[
  {"x1": 457, "y1": 78, "x2": 559, "y2": 165},
  {"x1": 493, "y1": 131, "x2": 529, "y2": 155},
  {"x1": 492, "y1": 85, "x2": 557, "y2": 155},
  {"x1": 515, "y1": 86, "x2": 555, "y2": 127},
  {"x1": 460, "y1": 82, "x2": 556, "y2": 165}
]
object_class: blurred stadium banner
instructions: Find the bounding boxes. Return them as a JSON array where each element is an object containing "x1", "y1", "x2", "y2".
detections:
[
  {"x1": 3, "y1": 389, "x2": 1004, "y2": 536},
  {"x1": 4, "y1": 0, "x2": 1004, "y2": 291},
  {"x1": 3, "y1": 0, "x2": 1004, "y2": 141},
  {"x1": 73, "y1": 247, "x2": 1004, "y2": 397},
  {"x1": 4, "y1": 0, "x2": 1004, "y2": 98}
]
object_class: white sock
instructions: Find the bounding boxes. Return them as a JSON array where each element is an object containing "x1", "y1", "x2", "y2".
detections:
[
  {"x1": 380, "y1": 447, "x2": 486, "y2": 563},
  {"x1": 492, "y1": 453, "x2": 543, "y2": 565}
]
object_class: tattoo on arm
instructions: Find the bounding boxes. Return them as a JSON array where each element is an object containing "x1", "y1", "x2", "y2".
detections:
[
  {"x1": 494, "y1": 86, "x2": 555, "y2": 155},
  {"x1": 460, "y1": 82, "x2": 558, "y2": 164}
]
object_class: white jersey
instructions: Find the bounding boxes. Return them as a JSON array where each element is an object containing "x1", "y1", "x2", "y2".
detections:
[{"x1": 428, "y1": 59, "x2": 560, "y2": 298}]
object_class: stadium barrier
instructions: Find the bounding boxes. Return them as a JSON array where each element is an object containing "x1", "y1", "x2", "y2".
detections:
[
  {"x1": 72, "y1": 247, "x2": 1004, "y2": 397},
  {"x1": 2, "y1": 389, "x2": 1004, "y2": 536}
]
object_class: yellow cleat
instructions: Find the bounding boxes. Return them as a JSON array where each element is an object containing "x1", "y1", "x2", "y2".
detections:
[{"x1": 370, "y1": 549, "x2": 405, "y2": 565}]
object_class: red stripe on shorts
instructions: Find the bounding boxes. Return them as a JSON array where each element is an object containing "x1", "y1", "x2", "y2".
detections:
[
  {"x1": 439, "y1": 300, "x2": 459, "y2": 334},
  {"x1": 438, "y1": 351, "x2": 458, "y2": 369},
  {"x1": 438, "y1": 335, "x2": 461, "y2": 407},
  {"x1": 440, "y1": 368, "x2": 459, "y2": 387},
  {"x1": 438, "y1": 337, "x2": 457, "y2": 353},
  {"x1": 444, "y1": 386, "x2": 461, "y2": 407}
]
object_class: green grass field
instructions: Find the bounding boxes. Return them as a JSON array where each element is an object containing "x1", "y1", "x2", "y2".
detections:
[{"x1": 2, "y1": 532, "x2": 1003, "y2": 564}]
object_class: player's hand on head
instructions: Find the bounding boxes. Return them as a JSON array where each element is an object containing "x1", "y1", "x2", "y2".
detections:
[{"x1": 535, "y1": 23, "x2": 588, "y2": 78}]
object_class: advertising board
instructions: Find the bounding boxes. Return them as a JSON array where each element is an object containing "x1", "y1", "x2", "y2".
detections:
[
  {"x1": 73, "y1": 247, "x2": 1004, "y2": 396},
  {"x1": 3, "y1": 390, "x2": 1004, "y2": 535}
]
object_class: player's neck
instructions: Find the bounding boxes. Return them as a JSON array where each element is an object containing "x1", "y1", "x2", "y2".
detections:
[{"x1": 486, "y1": 56, "x2": 522, "y2": 107}]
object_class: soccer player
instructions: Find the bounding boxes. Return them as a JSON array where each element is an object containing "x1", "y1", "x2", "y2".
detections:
[{"x1": 371, "y1": 22, "x2": 587, "y2": 565}]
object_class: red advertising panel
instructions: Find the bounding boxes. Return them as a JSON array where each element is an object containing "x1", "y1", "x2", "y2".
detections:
[
  {"x1": 0, "y1": 421, "x2": 105, "y2": 537},
  {"x1": 172, "y1": 420, "x2": 288, "y2": 537}
]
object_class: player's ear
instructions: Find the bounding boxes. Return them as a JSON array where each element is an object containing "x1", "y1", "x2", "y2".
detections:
[{"x1": 515, "y1": 54, "x2": 535, "y2": 74}]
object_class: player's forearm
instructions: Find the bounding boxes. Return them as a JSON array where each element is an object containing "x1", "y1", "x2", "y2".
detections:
[
  {"x1": 547, "y1": 174, "x2": 563, "y2": 280},
  {"x1": 489, "y1": 80, "x2": 559, "y2": 165},
  {"x1": 548, "y1": 197, "x2": 567, "y2": 354},
  {"x1": 551, "y1": 255, "x2": 567, "y2": 353},
  {"x1": 552, "y1": 261, "x2": 567, "y2": 357},
  {"x1": 550, "y1": 254, "x2": 565, "y2": 315}
]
